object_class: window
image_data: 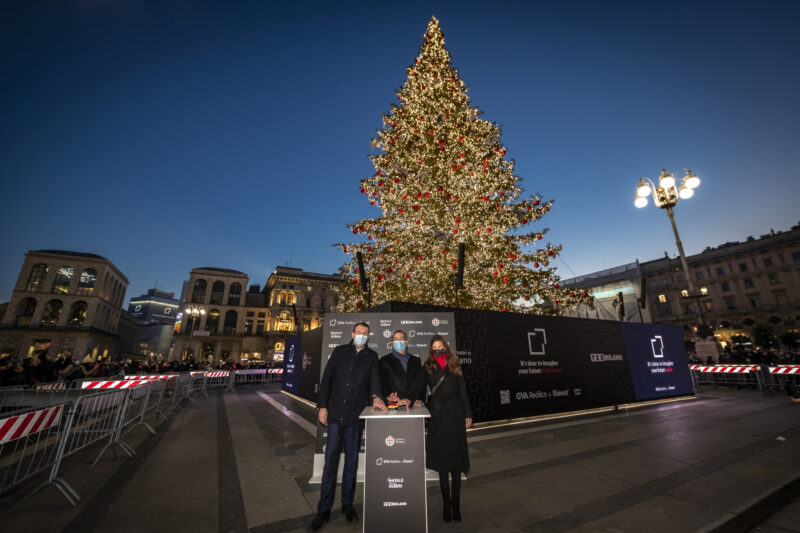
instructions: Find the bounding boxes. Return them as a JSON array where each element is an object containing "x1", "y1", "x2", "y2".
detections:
[
  {"x1": 68, "y1": 301, "x2": 88, "y2": 326},
  {"x1": 246, "y1": 311, "x2": 254, "y2": 317},
  {"x1": 15, "y1": 298, "x2": 36, "y2": 325},
  {"x1": 191, "y1": 279, "x2": 207, "y2": 303},
  {"x1": 743, "y1": 279, "x2": 754, "y2": 289},
  {"x1": 774, "y1": 290, "x2": 788, "y2": 306},
  {"x1": 658, "y1": 294, "x2": 667, "y2": 303},
  {"x1": 764, "y1": 257, "x2": 773, "y2": 267},
  {"x1": 716, "y1": 267, "x2": 724, "y2": 276},
  {"x1": 256, "y1": 321, "x2": 265, "y2": 335},
  {"x1": 748, "y1": 295, "x2": 759, "y2": 308},
  {"x1": 721, "y1": 282, "x2": 730, "y2": 292},
  {"x1": 768, "y1": 272, "x2": 780, "y2": 285},
  {"x1": 77, "y1": 269, "x2": 97, "y2": 295},
  {"x1": 793, "y1": 251, "x2": 800, "y2": 262},
  {"x1": 258, "y1": 312, "x2": 265, "y2": 318},
  {"x1": 695, "y1": 271, "x2": 704, "y2": 281},
  {"x1": 205, "y1": 309, "x2": 220, "y2": 334},
  {"x1": 724, "y1": 296, "x2": 736, "y2": 310},
  {"x1": 210, "y1": 281, "x2": 225, "y2": 305},
  {"x1": 681, "y1": 289, "x2": 689, "y2": 297},
  {"x1": 704, "y1": 301, "x2": 713, "y2": 311},
  {"x1": 40, "y1": 300, "x2": 63, "y2": 326},
  {"x1": 287, "y1": 292, "x2": 296, "y2": 305},
  {"x1": 26, "y1": 264, "x2": 49, "y2": 291},
  {"x1": 306, "y1": 298, "x2": 311, "y2": 307},
  {"x1": 277, "y1": 292, "x2": 286, "y2": 305},
  {"x1": 656, "y1": 295, "x2": 672, "y2": 318},
  {"x1": 244, "y1": 319, "x2": 253, "y2": 335},
  {"x1": 227, "y1": 283, "x2": 242, "y2": 306},
  {"x1": 223, "y1": 310, "x2": 237, "y2": 334},
  {"x1": 660, "y1": 279, "x2": 667, "y2": 286},
  {"x1": 739, "y1": 263, "x2": 748, "y2": 272},
  {"x1": 51, "y1": 266, "x2": 74, "y2": 294},
  {"x1": 676, "y1": 275, "x2": 684, "y2": 282},
  {"x1": 700, "y1": 287, "x2": 709, "y2": 295}
]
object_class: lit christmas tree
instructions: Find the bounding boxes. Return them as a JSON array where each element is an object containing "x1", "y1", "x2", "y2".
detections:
[{"x1": 336, "y1": 16, "x2": 588, "y2": 313}]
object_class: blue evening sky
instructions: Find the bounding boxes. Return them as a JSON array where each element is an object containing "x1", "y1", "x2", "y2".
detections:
[{"x1": 1, "y1": 1, "x2": 798, "y2": 304}]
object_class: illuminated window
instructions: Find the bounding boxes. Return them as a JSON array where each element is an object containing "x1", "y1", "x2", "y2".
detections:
[
  {"x1": 681, "y1": 289, "x2": 689, "y2": 297},
  {"x1": 16, "y1": 298, "x2": 36, "y2": 325},
  {"x1": 40, "y1": 300, "x2": 63, "y2": 326},
  {"x1": 277, "y1": 292, "x2": 286, "y2": 305},
  {"x1": 658, "y1": 295, "x2": 666, "y2": 303},
  {"x1": 287, "y1": 292, "x2": 296, "y2": 305},
  {"x1": 206, "y1": 309, "x2": 220, "y2": 334},
  {"x1": 700, "y1": 287, "x2": 709, "y2": 295},
  {"x1": 76, "y1": 269, "x2": 97, "y2": 295},
  {"x1": 275, "y1": 342, "x2": 285, "y2": 352},
  {"x1": 26, "y1": 264, "x2": 49, "y2": 292},
  {"x1": 68, "y1": 301, "x2": 88, "y2": 326},
  {"x1": 52, "y1": 266, "x2": 74, "y2": 294}
]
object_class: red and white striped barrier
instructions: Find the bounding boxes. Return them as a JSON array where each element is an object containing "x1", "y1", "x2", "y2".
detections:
[
  {"x1": 769, "y1": 366, "x2": 800, "y2": 374},
  {"x1": 80, "y1": 380, "x2": 153, "y2": 389},
  {"x1": 689, "y1": 365, "x2": 758, "y2": 373},
  {"x1": 0, "y1": 404, "x2": 64, "y2": 444},
  {"x1": 268, "y1": 369, "x2": 283, "y2": 374},
  {"x1": 205, "y1": 371, "x2": 230, "y2": 378},
  {"x1": 122, "y1": 375, "x2": 178, "y2": 380},
  {"x1": 34, "y1": 382, "x2": 68, "y2": 390}
]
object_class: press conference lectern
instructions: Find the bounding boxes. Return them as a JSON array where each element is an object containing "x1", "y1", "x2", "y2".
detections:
[{"x1": 359, "y1": 406, "x2": 430, "y2": 533}]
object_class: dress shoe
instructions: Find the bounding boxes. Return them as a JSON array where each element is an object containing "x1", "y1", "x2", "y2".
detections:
[
  {"x1": 342, "y1": 503, "x2": 359, "y2": 522},
  {"x1": 452, "y1": 502, "x2": 461, "y2": 522},
  {"x1": 307, "y1": 511, "x2": 330, "y2": 531}
]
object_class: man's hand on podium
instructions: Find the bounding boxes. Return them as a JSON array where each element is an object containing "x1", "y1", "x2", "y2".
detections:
[
  {"x1": 318, "y1": 407, "x2": 328, "y2": 426},
  {"x1": 397, "y1": 398, "x2": 411, "y2": 410},
  {"x1": 387, "y1": 392, "x2": 400, "y2": 402},
  {"x1": 414, "y1": 400, "x2": 423, "y2": 408},
  {"x1": 372, "y1": 396, "x2": 388, "y2": 412}
]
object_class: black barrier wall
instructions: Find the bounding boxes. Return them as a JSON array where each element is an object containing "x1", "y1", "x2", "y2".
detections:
[{"x1": 372, "y1": 301, "x2": 693, "y2": 423}]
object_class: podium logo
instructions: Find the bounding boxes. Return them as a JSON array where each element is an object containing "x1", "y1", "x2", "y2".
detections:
[
  {"x1": 651, "y1": 335, "x2": 664, "y2": 358},
  {"x1": 385, "y1": 435, "x2": 395, "y2": 447},
  {"x1": 432, "y1": 318, "x2": 440, "y2": 326},
  {"x1": 376, "y1": 458, "x2": 383, "y2": 466},
  {"x1": 329, "y1": 319, "x2": 336, "y2": 327},
  {"x1": 528, "y1": 329, "x2": 547, "y2": 355},
  {"x1": 383, "y1": 329, "x2": 392, "y2": 338}
]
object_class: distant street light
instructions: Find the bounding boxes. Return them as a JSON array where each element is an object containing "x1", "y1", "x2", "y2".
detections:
[{"x1": 634, "y1": 169, "x2": 707, "y2": 326}]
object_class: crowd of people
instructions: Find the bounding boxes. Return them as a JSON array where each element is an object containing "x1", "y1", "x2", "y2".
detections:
[
  {"x1": 687, "y1": 345, "x2": 800, "y2": 366},
  {"x1": 0, "y1": 352, "x2": 279, "y2": 388}
]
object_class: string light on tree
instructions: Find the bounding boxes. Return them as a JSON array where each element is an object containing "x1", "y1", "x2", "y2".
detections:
[{"x1": 336, "y1": 16, "x2": 589, "y2": 313}]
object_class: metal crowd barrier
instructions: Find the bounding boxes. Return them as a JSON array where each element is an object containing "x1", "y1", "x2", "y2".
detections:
[
  {"x1": 765, "y1": 365, "x2": 800, "y2": 392},
  {"x1": 689, "y1": 365, "x2": 764, "y2": 392},
  {"x1": 204, "y1": 371, "x2": 232, "y2": 392},
  {"x1": 232, "y1": 369, "x2": 269, "y2": 389},
  {"x1": 0, "y1": 402, "x2": 72, "y2": 505}
]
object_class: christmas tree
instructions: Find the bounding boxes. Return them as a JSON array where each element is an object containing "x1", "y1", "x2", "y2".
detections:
[{"x1": 336, "y1": 16, "x2": 588, "y2": 313}]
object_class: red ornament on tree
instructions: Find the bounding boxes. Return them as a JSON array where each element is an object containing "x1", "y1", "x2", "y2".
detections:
[
  {"x1": 554, "y1": 283, "x2": 560, "y2": 289},
  {"x1": 356, "y1": 300, "x2": 362, "y2": 307},
  {"x1": 502, "y1": 276, "x2": 509, "y2": 284}
]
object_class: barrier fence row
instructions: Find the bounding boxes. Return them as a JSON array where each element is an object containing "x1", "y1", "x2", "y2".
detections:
[
  {"x1": 0, "y1": 369, "x2": 282, "y2": 508},
  {"x1": 689, "y1": 364, "x2": 800, "y2": 393}
]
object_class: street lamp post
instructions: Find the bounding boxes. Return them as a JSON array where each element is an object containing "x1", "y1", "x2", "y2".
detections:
[
  {"x1": 633, "y1": 169, "x2": 707, "y2": 326},
  {"x1": 183, "y1": 305, "x2": 205, "y2": 359}
]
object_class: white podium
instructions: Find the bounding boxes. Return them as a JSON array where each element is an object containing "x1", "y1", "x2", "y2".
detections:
[{"x1": 360, "y1": 406, "x2": 430, "y2": 533}]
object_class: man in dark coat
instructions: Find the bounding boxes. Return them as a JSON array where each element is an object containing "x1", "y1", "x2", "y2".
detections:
[
  {"x1": 380, "y1": 329, "x2": 422, "y2": 405},
  {"x1": 309, "y1": 321, "x2": 386, "y2": 532}
]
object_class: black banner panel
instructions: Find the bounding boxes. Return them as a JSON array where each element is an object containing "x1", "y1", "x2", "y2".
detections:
[
  {"x1": 282, "y1": 328, "x2": 323, "y2": 403},
  {"x1": 479, "y1": 311, "x2": 637, "y2": 420},
  {"x1": 621, "y1": 322, "x2": 694, "y2": 401}
]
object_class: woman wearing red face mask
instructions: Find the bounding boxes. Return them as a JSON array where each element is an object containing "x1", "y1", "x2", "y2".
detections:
[{"x1": 399, "y1": 335, "x2": 472, "y2": 523}]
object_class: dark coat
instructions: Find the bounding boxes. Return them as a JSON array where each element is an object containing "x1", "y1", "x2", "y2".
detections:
[
  {"x1": 379, "y1": 352, "x2": 421, "y2": 400},
  {"x1": 317, "y1": 341, "x2": 382, "y2": 427},
  {"x1": 409, "y1": 362, "x2": 472, "y2": 474}
]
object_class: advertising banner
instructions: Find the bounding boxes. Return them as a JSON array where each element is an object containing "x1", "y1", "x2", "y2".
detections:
[
  {"x1": 282, "y1": 328, "x2": 322, "y2": 402},
  {"x1": 621, "y1": 322, "x2": 693, "y2": 400},
  {"x1": 282, "y1": 333, "x2": 301, "y2": 394}
]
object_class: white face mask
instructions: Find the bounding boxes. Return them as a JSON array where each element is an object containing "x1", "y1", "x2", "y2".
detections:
[{"x1": 354, "y1": 334, "x2": 368, "y2": 347}]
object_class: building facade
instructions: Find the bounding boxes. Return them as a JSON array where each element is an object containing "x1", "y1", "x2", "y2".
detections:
[
  {"x1": 174, "y1": 266, "x2": 343, "y2": 363},
  {"x1": 0, "y1": 250, "x2": 128, "y2": 360},
  {"x1": 561, "y1": 223, "x2": 800, "y2": 345}
]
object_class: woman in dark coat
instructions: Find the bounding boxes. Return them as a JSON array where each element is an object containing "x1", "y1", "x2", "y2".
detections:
[{"x1": 400, "y1": 335, "x2": 472, "y2": 523}]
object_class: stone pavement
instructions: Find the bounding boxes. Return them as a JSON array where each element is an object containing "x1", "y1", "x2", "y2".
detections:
[{"x1": 1, "y1": 385, "x2": 799, "y2": 532}]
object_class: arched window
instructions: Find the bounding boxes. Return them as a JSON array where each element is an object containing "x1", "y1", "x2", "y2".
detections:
[
  {"x1": 227, "y1": 283, "x2": 242, "y2": 306},
  {"x1": 40, "y1": 300, "x2": 63, "y2": 326},
  {"x1": 223, "y1": 310, "x2": 238, "y2": 334},
  {"x1": 68, "y1": 301, "x2": 88, "y2": 326},
  {"x1": 210, "y1": 281, "x2": 225, "y2": 305},
  {"x1": 206, "y1": 309, "x2": 220, "y2": 334},
  {"x1": 278, "y1": 311, "x2": 292, "y2": 332},
  {"x1": 287, "y1": 292, "x2": 296, "y2": 305},
  {"x1": 274, "y1": 341, "x2": 285, "y2": 353},
  {"x1": 306, "y1": 298, "x2": 311, "y2": 307},
  {"x1": 191, "y1": 279, "x2": 207, "y2": 303},
  {"x1": 277, "y1": 292, "x2": 286, "y2": 305},
  {"x1": 15, "y1": 297, "x2": 36, "y2": 325},
  {"x1": 77, "y1": 269, "x2": 97, "y2": 296},
  {"x1": 26, "y1": 264, "x2": 49, "y2": 292},
  {"x1": 51, "y1": 266, "x2": 74, "y2": 294}
]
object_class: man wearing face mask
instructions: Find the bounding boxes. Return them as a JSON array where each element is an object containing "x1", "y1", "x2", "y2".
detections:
[
  {"x1": 309, "y1": 322, "x2": 387, "y2": 532},
  {"x1": 380, "y1": 330, "x2": 423, "y2": 407}
]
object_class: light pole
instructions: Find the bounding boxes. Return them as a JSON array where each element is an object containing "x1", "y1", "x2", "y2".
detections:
[
  {"x1": 183, "y1": 305, "x2": 205, "y2": 359},
  {"x1": 633, "y1": 169, "x2": 707, "y2": 326}
]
